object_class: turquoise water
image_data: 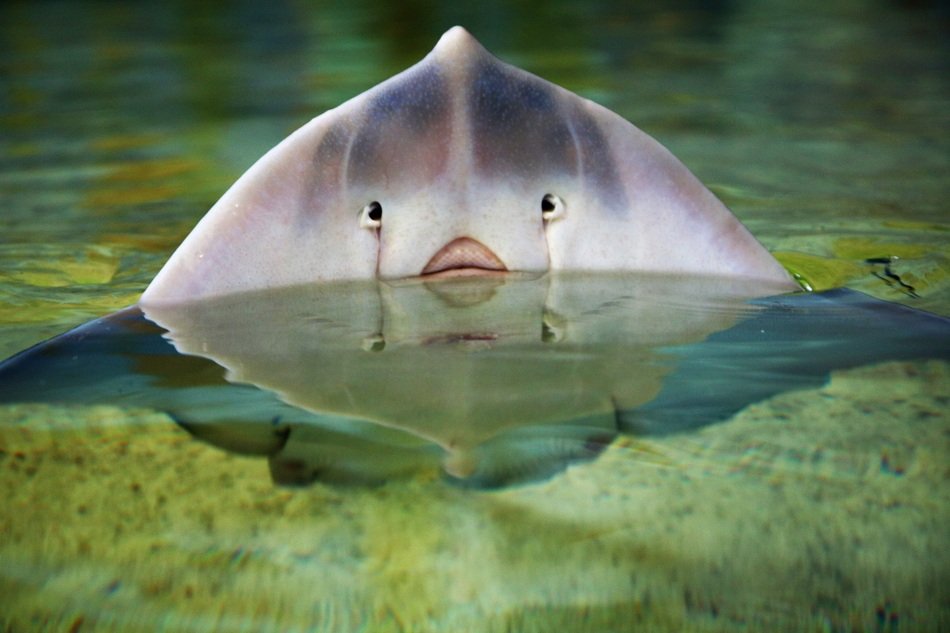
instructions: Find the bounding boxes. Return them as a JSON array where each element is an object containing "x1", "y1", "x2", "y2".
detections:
[{"x1": 1, "y1": 1, "x2": 948, "y2": 631}]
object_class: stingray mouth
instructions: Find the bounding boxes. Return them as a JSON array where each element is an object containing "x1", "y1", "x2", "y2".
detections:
[{"x1": 420, "y1": 237, "x2": 507, "y2": 278}]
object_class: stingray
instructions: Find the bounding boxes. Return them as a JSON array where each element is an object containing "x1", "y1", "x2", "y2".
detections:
[
  {"x1": 0, "y1": 28, "x2": 947, "y2": 487},
  {"x1": 139, "y1": 26, "x2": 797, "y2": 303}
]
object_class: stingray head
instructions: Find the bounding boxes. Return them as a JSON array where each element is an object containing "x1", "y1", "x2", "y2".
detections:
[{"x1": 140, "y1": 27, "x2": 796, "y2": 305}]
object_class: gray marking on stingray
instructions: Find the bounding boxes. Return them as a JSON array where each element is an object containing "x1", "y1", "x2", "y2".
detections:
[
  {"x1": 348, "y1": 65, "x2": 449, "y2": 186},
  {"x1": 470, "y1": 57, "x2": 577, "y2": 180}
]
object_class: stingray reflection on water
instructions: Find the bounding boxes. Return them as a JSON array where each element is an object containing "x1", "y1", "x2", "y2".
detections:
[{"x1": 1, "y1": 272, "x2": 948, "y2": 488}]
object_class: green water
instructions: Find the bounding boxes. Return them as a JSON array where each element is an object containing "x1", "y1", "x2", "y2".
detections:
[{"x1": 1, "y1": 1, "x2": 948, "y2": 631}]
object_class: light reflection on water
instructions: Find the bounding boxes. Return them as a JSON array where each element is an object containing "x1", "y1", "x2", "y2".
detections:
[{"x1": 0, "y1": 0, "x2": 948, "y2": 630}]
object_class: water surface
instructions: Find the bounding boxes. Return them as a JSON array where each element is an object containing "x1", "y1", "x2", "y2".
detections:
[{"x1": 0, "y1": 1, "x2": 948, "y2": 631}]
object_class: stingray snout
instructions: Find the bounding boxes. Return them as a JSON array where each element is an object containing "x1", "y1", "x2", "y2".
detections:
[{"x1": 421, "y1": 237, "x2": 507, "y2": 277}]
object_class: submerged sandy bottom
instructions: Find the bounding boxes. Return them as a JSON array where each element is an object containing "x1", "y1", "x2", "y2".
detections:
[{"x1": 0, "y1": 360, "x2": 947, "y2": 632}]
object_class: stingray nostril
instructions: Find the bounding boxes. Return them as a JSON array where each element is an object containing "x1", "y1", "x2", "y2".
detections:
[
  {"x1": 360, "y1": 201, "x2": 382, "y2": 229},
  {"x1": 541, "y1": 193, "x2": 564, "y2": 221}
]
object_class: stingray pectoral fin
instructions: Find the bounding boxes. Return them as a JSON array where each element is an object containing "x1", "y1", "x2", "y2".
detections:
[
  {"x1": 544, "y1": 98, "x2": 798, "y2": 289},
  {"x1": 0, "y1": 307, "x2": 174, "y2": 406},
  {"x1": 617, "y1": 288, "x2": 950, "y2": 436},
  {"x1": 140, "y1": 106, "x2": 381, "y2": 305}
]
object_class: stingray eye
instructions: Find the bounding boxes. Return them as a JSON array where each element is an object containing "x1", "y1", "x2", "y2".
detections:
[
  {"x1": 541, "y1": 194, "x2": 564, "y2": 221},
  {"x1": 360, "y1": 201, "x2": 382, "y2": 229}
]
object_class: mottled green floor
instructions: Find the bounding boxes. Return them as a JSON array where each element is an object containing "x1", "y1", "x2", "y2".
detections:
[{"x1": 2, "y1": 360, "x2": 947, "y2": 632}]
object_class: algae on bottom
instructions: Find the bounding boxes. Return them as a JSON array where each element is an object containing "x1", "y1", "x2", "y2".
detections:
[{"x1": 0, "y1": 361, "x2": 947, "y2": 632}]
